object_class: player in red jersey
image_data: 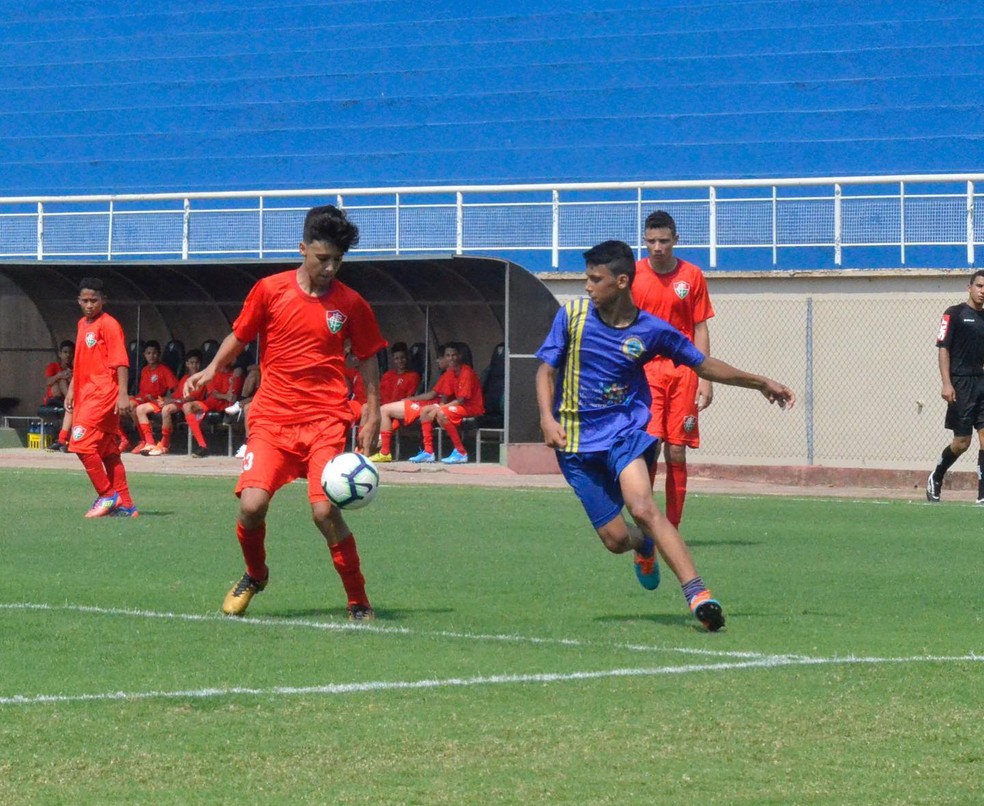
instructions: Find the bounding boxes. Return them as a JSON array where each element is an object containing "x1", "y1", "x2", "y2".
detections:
[
  {"x1": 406, "y1": 343, "x2": 485, "y2": 465},
  {"x1": 367, "y1": 341, "x2": 423, "y2": 462},
  {"x1": 144, "y1": 350, "x2": 206, "y2": 456},
  {"x1": 185, "y1": 205, "x2": 386, "y2": 620},
  {"x1": 179, "y1": 361, "x2": 243, "y2": 457},
  {"x1": 632, "y1": 210, "x2": 715, "y2": 528},
  {"x1": 42, "y1": 340, "x2": 75, "y2": 452},
  {"x1": 123, "y1": 340, "x2": 180, "y2": 454},
  {"x1": 64, "y1": 278, "x2": 139, "y2": 518}
]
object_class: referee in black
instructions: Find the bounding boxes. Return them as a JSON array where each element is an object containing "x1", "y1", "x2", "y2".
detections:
[{"x1": 928, "y1": 270, "x2": 984, "y2": 502}]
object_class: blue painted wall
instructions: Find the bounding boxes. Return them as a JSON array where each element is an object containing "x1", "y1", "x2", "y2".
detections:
[{"x1": 0, "y1": 0, "x2": 981, "y2": 195}]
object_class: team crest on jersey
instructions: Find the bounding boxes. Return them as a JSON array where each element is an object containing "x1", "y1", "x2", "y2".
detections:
[
  {"x1": 326, "y1": 310, "x2": 347, "y2": 334},
  {"x1": 601, "y1": 382, "x2": 628, "y2": 405},
  {"x1": 621, "y1": 337, "x2": 645, "y2": 359},
  {"x1": 85, "y1": 332, "x2": 97, "y2": 348},
  {"x1": 72, "y1": 425, "x2": 86, "y2": 441},
  {"x1": 683, "y1": 415, "x2": 697, "y2": 433},
  {"x1": 674, "y1": 281, "x2": 691, "y2": 299}
]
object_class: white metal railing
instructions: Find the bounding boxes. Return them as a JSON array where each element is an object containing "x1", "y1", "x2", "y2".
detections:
[{"x1": 0, "y1": 174, "x2": 980, "y2": 271}]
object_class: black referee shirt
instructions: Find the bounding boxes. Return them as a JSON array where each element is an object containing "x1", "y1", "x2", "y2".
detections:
[{"x1": 936, "y1": 303, "x2": 984, "y2": 376}]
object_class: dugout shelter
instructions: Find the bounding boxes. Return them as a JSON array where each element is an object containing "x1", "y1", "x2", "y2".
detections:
[{"x1": 0, "y1": 256, "x2": 558, "y2": 460}]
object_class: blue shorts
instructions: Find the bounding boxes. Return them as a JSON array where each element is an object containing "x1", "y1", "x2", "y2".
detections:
[{"x1": 556, "y1": 430, "x2": 659, "y2": 529}]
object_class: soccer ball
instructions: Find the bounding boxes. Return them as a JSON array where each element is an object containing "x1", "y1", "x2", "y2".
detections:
[{"x1": 321, "y1": 452, "x2": 380, "y2": 510}]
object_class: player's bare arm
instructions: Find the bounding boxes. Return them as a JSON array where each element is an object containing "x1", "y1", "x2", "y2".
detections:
[
  {"x1": 115, "y1": 366, "x2": 131, "y2": 415},
  {"x1": 357, "y1": 352, "x2": 382, "y2": 454},
  {"x1": 938, "y1": 347, "x2": 956, "y2": 403},
  {"x1": 694, "y1": 356, "x2": 796, "y2": 409},
  {"x1": 535, "y1": 362, "x2": 568, "y2": 449},
  {"x1": 693, "y1": 319, "x2": 714, "y2": 411},
  {"x1": 185, "y1": 332, "x2": 245, "y2": 396}
]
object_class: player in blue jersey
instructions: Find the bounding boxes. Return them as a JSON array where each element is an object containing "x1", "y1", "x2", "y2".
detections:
[{"x1": 535, "y1": 240, "x2": 795, "y2": 631}]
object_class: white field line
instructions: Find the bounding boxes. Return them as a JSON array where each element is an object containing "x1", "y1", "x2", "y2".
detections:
[
  {"x1": 2, "y1": 654, "x2": 984, "y2": 708},
  {"x1": 0, "y1": 601, "x2": 786, "y2": 660}
]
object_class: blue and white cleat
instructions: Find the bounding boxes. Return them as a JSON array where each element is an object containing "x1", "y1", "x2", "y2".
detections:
[
  {"x1": 440, "y1": 449, "x2": 469, "y2": 464},
  {"x1": 408, "y1": 450, "x2": 435, "y2": 464}
]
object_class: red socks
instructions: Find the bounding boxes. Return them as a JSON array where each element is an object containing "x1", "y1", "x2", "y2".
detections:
[
  {"x1": 665, "y1": 462, "x2": 688, "y2": 528},
  {"x1": 329, "y1": 535, "x2": 368, "y2": 607},
  {"x1": 421, "y1": 421, "x2": 435, "y2": 453},
  {"x1": 236, "y1": 522, "x2": 268, "y2": 582}
]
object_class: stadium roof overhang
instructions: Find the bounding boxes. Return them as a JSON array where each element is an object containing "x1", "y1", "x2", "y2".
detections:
[{"x1": 0, "y1": 255, "x2": 558, "y2": 444}]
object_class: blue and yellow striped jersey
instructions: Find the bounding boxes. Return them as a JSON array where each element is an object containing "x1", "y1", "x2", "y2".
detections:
[{"x1": 536, "y1": 298, "x2": 704, "y2": 453}]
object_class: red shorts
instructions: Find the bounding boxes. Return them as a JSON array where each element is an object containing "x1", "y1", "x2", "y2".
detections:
[
  {"x1": 401, "y1": 399, "x2": 436, "y2": 426},
  {"x1": 200, "y1": 397, "x2": 228, "y2": 413},
  {"x1": 235, "y1": 417, "x2": 348, "y2": 504},
  {"x1": 645, "y1": 360, "x2": 700, "y2": 448},
  {"x1": 68, "y1": 423, "x2": 121, "y2": 457},
  {"x1": 438, "y1": 403, "x2": 471, "y2": 427}
]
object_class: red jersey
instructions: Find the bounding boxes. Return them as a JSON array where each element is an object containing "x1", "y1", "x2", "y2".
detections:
[
  {"x1": 174, "y1": 373, "x2": 205, "y2": 403},
  {"x1": 44, "y1": 361, "x2": 66, "y2": 400},
  {"x1": 134, "y1": 363, "x2": 179, "y2": 401},
  {"x1": 632, "y1": 257, "x2": 714, "y2": 341},
  {"x1": 379, "y1": 368, "x2": 421, "y2": 403},
  {"x1": 232, "y1": 270, "x2": 386, "y2": 426},
  {"x1": 207, "y1": 367, "x2": 243, "y2": 400},
  {"x1": 434, "y1": 364, "x2": 484, "y2": 417},
  {"x1": 72, "y1": 312, "x2": 129, "y2": 431}
]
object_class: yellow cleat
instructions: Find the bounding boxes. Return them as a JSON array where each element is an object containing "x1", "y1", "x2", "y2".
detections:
[
  {"x1": 368, "y1": 452, "x2": 393, "y2": 463},
  {"x1": 222, "y1": 573, "x2": 267, "y2": 616}
]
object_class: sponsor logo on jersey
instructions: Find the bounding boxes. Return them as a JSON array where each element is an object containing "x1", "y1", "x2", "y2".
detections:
[
  {"x1": 937, "y1": 314, "x2": 951, "y2": 342},
  {"x1": 683, "y1": 415, "x2": 698, "y2": 433},
  {"x1": 85, "y1": 333, "x2": 97, "y2": 348},
  {"x1": 71, "y1": 425, "x2": 86, "y2": 440},
  {"x1": 601, "y1": 382, "x2": 629, "y2": 405},
  {"x1": 621, "y1": 336, "x2": 645, "y2": 359},
  {"x1": 326, "y1": 310, "x2": 347, "y2": 334},
  {"x1": 674, "y1": 281, "x2": 691, "y2": 300}
]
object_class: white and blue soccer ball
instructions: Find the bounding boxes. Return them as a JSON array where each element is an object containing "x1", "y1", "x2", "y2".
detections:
[{"x1": 321, "y1": 452, "x2": 380, "y2": 510}]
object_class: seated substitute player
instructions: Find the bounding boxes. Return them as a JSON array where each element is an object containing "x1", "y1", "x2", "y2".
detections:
[
  {"x1": 122, "y1": 340, "x2": 179, "y2": 454},
  {"x1": 64, "y1": 277, "x2": 139, "y2": 518},
  {"x1": 535, "y1": 240, "x2": 795, "y2": 631},
  {"x1": 181, "y1": 358, "x2": 243, "y2": 457},
  {"x1": 43, "y1": 339, "x2": 75, "y2": 452},
  {"x1": 367, "y1": 341, "x2": 422, "y2": 462},
  {"x1": 184, "y1": 203, "x2": 386, "y2": 620},
  {"x1": 144, "y1": 349, "x2": 205, "y2": 456},
  {"x1": 405, "y1": 343, "x2": 485, "y2": 464}
]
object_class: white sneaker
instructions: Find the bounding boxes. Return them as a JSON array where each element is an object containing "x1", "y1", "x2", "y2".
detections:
[
  {"x1": 235, "y1": 444, "x2": 247, "y2": 459},
  {"x1": 225, "y1": 401, "x2": 242, "y2": 416}
]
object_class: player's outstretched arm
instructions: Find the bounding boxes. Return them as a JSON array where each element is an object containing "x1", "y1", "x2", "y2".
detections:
[
  {"x1": 694, "y1": 357, "x2": 796, "y2": 409},
  {"x1": 535, "y1": 362, "x2": 567, "y2": 449}
]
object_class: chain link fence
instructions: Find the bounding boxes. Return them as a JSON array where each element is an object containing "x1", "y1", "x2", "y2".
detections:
[{"x1": 696, "y1": 293, "x2": 961, "y2": 470}]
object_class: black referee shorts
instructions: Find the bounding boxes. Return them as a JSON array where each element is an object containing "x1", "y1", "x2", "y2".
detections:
[{"x1": 945, "y1": 375, "x2": 984, "y2": 436}]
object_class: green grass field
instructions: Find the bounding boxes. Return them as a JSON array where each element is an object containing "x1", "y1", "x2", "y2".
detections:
[{"x1": 2, "y1": 467, "x2": 982, "y2": 804}]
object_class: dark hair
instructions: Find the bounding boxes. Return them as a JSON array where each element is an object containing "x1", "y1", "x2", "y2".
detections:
[
  {"x1": 59, "y1": 340, "x2": 75, "y2": 351},
  {"x1": 143, "y1": 340, "x2": 161, "y2": 351},
  {"x1": 971, "y1": 270, "x2": 984, "y2": 284},
  {"x1": 390, "y1": 341, "x2": 408, "y2": 355},
  {"x1": 79, "y1": 277, "x2": 105, "y2": 293},
  {"x1": 184, "y1": 349, "x2": 203, "y2": 362},
  {"x1": 303, "y1": 205, "x2": 360, "y2": 252},
  {"x1": 583, "y1": 240, "x2": 636, "y2": 284},
  {"x1": 643, "y1": 210, "x2": 677, "y2": 236}
]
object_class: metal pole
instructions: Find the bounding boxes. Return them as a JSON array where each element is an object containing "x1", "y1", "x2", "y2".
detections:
[
  {"x1": 805, "y1": 297, "x2": 815, "y2": 465},
  {"x1": 551, "y1": 190, "x2": 560, "y2": 269},
  {"x1": 772, "y1": 186, "x2": 778, "y2": 266},
  {"x1": 107, "y1": 200, "x2": 114, "y2": 260},
  {"x1": 258, "y1": 196, "x2": 265, "y2": 259},
  {"x1": 834, "y1": 184, "x2": 842, "y2": 266},
  {"x1": 36, "y1": 202, "x2": 43, "y2": 261},
  {"x1": 899, "y1": 182, "x2": 906, "y2": 266},
  {"x1": 968, "y1": 181, "x2": 975, "y2": 265},
  {"x1": 395, "y1": 193, "x2": 401, "y2": 256},
  {"x1": 708, "y1": 186, "x2": 718, "y2": 268},
  {"x1": 455, "y1": 192, "x2": 463, "y2": 255},
  {"x1": 182, "y1": 198, "x2": 190, "y2": 260}
]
